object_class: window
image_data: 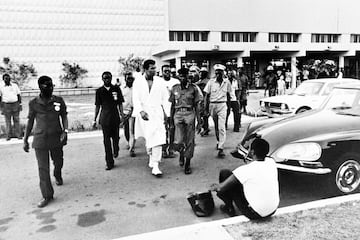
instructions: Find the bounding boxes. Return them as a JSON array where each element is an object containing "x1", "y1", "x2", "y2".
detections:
[
  {"x1": 351, "y1": 34, "x2": 360, "y2": 43},
  {"x1": 268, "y1": 33, "x2": 299, "y2": 42},
  {"x1": 311, "y1": 34, "x2": 339, "y2": 43},
  {"x1": 169, "y1": 31, "x2": 209, "y2": 42},
  {"x1": 221, "y1": 32, "x2": 257, "y2": 42}
]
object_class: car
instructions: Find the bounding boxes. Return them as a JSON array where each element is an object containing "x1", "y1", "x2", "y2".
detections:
[
  {"x1": 259, "y1": 78, "x2": 359, "y2": 117},
  {"x1": 235, "y1": 82, "x2": 360, "y2": 195}
]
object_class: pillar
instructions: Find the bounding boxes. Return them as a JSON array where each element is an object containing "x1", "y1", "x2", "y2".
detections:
[
  {"x1": 237, "y1": 57, "x2": 244, "y2": 68},
  {"x1": 291, "y1": 56, "x2": 297, "y2": 89},
  {"x1": 175, "y1": 57, "x2": 181, "y2": 71},
  {"x1": 339, "y1": 55, "x2": 345, "y2": 69}
]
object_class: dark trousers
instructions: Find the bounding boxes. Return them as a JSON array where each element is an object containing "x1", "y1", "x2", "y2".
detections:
[
  {"x1": 217, "y1": 169, "x2": 263, "y2": 220},
  {"x1": 163, "y1": 117, "x2": 175, "y2": 153},
  {"x1": 174, "y1": 111, "x2": 195, "y2": 159},
  {"x1": 226, "y1": 101, "x2": 241, "y2": 131},
  {"x1": 3, "y1": 102, "x2": 21, "y2": 138},
  {"x1": 35, "y1": 147, "x2": 63, "y2": 198},
  {"x1": 202, "y1": 115, "x2": 209, "y2": 131},
  {"x1": 101, "y1": 124, "x2": 119, "y2": 167}
]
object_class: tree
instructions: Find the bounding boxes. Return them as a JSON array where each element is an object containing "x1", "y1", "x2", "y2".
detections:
[
  {"x1": 306, "y1": 59, "x2": 337, "y2": 79},
  {"x1": 118, "y1": 54, "x2": 144, "y2": 75},
  {"x1": 0, "y1": 57, "x2": 37, "y2": 89},
  {"x1": 59, "y1": 61, "x2": 88, "y2": 88}
]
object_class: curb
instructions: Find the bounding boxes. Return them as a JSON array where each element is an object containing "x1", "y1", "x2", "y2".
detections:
[{"x1": 116, "y1": 193, "x2": 360, "y2": 240}]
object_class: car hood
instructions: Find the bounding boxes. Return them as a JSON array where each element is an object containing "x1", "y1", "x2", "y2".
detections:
[
  {"x1": 261, "y1": 94, "x2": 307, "y2": 103},
  {"x1": 248, "y1": 110, "x2": 360, "y2": 155}
]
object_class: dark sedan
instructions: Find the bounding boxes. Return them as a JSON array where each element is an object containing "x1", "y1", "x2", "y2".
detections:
[{"x1": 236, "y1": 83, "x2": 360, "y2": 194}]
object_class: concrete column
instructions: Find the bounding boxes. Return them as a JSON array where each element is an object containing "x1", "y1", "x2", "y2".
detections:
[
  {"x1": 175, "y1": 57, "x2": 181, "y2": 70},
  {"x1": 237, "y1": 57, "x2": 244, "y2": 68},
  {"x1": 339, "y1": 55, "x2": 345, "y2": 69},
  {"x1": 291, "y1": 56, "x2": 297, "y2": 88}
]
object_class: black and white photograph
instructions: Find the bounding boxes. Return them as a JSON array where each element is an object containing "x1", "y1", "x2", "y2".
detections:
[{"x1": 1, "y1": 0, "x2": 360, "y2": 239}]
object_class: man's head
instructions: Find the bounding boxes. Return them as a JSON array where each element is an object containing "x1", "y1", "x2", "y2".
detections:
[
  {"x1": 162, "y1": 64, "x2": 171, "y2": 80},
  {"x1": 228, "y1": 70, "x2": 236, "y2": 80},
  {"x1": 199, "y1": 67, "x2": 208, "y2": 79},
  {"x1": 213, "y1": 64, "x2": 225, "y2": 80},
  {"x1": 2, "y1": 74, "x2": 11, "y2": 86},
  {"x1": 102, "y1": 71, "x2": 112, "y2": 87},
  {"x1": 177, "y1": 67, "x2": 189, "y2": 85},
  {"x1": 170, "y1": 67, "x2": 177, "y2": 78},
  {"x1": 38, "y1": 75, "x2": 54, "y2": 98},
  {"x1": 249, "y1": 138, "x2": 270, "y2": 160},
  {"x1": 189, "y1": 66, "x2": 200, "y2": 83},
  {"x1": 143, "y1": 59, "x2": 156, "y2": 79},
  {"x1": 124, "y1": 72, "x2": 135, "y2": 88}
]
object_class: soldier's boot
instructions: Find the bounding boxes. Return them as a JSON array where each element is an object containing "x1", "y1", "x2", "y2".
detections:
[{"x1": 184, "y1": 158, "x2": 192, "y2": 175}]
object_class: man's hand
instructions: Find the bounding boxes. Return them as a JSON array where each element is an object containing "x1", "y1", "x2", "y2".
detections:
[
  {"x1": 209, "y1": 183, "x2": 220, "y2": 192},
  {"x1": 23, "y1": 141, "x2": 30, "y2": 152},
  {"x1": 60, "y1": 132, "x2": 68, "y2": 146},
  {"x1": 140, "y1": 111, "x2": 149, "y2": 121},
  {"x1": 92, "y1": 120, "x2": 97, "y2": 130}
]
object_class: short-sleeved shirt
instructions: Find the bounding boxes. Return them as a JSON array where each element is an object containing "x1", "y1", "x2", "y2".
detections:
[
  {"x1": 169, "y1": 83, "x2": 201, "y2": 109},
  {"x1": 232, "y1": 157, "x2": 279, "y2": 217},
  {"x1": 229, "y1": 79, "x2": 238, "y2": 101},
  {"x1": 204, "y1": 78, "x2": 231, "y2": 103},
  {"x1": 95, "y1": 84, "x2": 124, "y2": 126},
  {"x1": 0, "y1": 83, "x2": 21, "y2": 103},
  {"x1": 28, "y1": 95, "x2": 67, "y2": 149},
  {"x1": 121, "y1": 85, "x2": 133, "y2": 115}
]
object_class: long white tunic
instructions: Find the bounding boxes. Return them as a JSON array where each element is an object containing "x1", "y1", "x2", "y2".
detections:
[{"x1": 132, "y1": 75, "x2": 169, "y2": 148}]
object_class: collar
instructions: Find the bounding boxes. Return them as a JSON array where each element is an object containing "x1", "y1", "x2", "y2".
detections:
[
  {"x1": 36, "y1": 95, "x2": 56, "y2": 105},
  {"x1": 181, "y1": 82, "x2": 190, "y2": 89},
  {"x1": 104, "y1": 85, "x2": 111, "y2": 91}
]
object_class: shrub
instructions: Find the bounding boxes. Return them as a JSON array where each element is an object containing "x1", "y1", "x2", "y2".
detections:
[
  {"x1": 59, "y1": 61, "x2": 88, "y2": 88},
  {"x1": 118, "y1": 54, "x2": 144, "y2": 75},
  {"x1": 0, "y1": 57, "x2": 37, "y2": 89}
]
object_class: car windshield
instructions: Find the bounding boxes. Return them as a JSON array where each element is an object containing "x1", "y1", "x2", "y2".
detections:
[
  {"x1": 322, "y1": 88, "x2": 360, "y2": 116},
  {"x1": 291, "y1": 81, "x2": 324, "y2": 96}
]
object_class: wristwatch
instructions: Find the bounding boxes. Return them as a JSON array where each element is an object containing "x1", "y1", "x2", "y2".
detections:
[{"x1": 64, "y1": 129, "x2": 69, "y2": 133}]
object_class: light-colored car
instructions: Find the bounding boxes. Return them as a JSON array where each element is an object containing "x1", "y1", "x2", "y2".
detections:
[{"x1": 260, "y1": 78, "x2": 359, "y2": 117}]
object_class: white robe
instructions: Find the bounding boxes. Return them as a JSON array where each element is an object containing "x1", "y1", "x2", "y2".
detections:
[{"x1": 132, "y1": 75, "x2": 169, "y2": 149}]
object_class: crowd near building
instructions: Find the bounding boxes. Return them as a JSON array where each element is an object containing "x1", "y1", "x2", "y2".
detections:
[{"x1": 2, "y1": 0, "x2": 360, "y2": 88}]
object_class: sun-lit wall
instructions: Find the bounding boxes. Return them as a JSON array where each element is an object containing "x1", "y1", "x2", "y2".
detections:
[{"x1": 0, "y1": 0, "x2": 167, "y2": 88}]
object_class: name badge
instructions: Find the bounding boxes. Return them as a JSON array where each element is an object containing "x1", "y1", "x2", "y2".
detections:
[
  {"x1": 54, "y1": 102, "x2": 61, "y2": 111},
  {"x1": 112, "y1": 92, "x2": 118, "y2": 101}
]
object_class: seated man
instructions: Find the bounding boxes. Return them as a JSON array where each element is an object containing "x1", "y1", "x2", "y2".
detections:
[{"x1": 210, "y1": 138, "x2": 279, "y2": 219}]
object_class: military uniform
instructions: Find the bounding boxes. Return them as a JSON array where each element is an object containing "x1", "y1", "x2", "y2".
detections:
[
  {"x1": 95, "y1": 84, "x2": 124, "y2": 168},
  {"x1": 28, "y1": 95, "x2": 67, "y2": 199},
  {"x1": 169, "y1": 82, "x2": 202, "y2": 173}
]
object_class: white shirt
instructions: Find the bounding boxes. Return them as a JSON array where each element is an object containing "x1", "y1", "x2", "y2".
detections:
[
  {"x1": 121, "y1": 85, "x2": 133, "y2": 115},
  {"x1": 162, "y1": 77, "x2": 180, "y2": 115},
  {"x1": 233, "y1": 157, "x2": 279, "y2": 217},
  {"x1": 229, "y1": 79, "x2": 238, "y2": 101},
  {"x1": 0, "y1": 82, "x2": 21, "y2": 103}
]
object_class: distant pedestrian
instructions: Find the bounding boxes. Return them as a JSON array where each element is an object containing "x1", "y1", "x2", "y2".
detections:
[
  {"x1": 0, "y1": 73, "x2": 22, "y2": 140},
  {"x1": 23, "y1": 75, "x2": 68, "y2": 208},
  {"x1": 264, "y1": 67, "x2": 277, "y2": 97},
  {"x1": 93, "y1": 71, "x2": 125, "y2": 171},
  {"x1": 122, "y1": 72, "x2": 136, "y2": 157},
  {"x1": 204, "y1": 64, "x2": 232, "y2": 158},
  {"x1": 169, "y1": 67, "x2": 202, "y2": 174},
  {"x1": 133, "y1": 59, "x2": 169, "y2": 177},
  {"x1": 285, "y1": 69, "x2": 292, "y2": 89},
  {"x1": 225, "y1": 70, "x2": 241, "y2": 132},
  {"x1": 277, "y1": 75, "x2": 286, "y2": 95},
  {"x1": 161, "y1": 64, "x2": 180, "y2": 158},
  {"x1": 196, "y1": 67, "x2": 210, "y2": 136},
  {"x1": 238, "y1": 68, "x2": 249, "y2": 113},
  {"x1": 210, "y1": 138, "x2": 279, "y2": 219}
]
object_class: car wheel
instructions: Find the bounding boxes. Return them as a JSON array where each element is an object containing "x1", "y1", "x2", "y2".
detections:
[
  {"x1": 330, "y1": 154, "x2": 360, "y2": 195},
  {"x1": 295, "y1": 107, "x2": 310, "y2": 114}
]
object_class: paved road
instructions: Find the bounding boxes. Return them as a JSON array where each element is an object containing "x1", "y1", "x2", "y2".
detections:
[{"x1": 0, "y1": 119, "x2": 332, "y2": 240}]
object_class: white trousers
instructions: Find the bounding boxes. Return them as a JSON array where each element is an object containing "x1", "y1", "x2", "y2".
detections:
[{"x1": 148, "y1": 145, "x2": 162, "y2": 165}]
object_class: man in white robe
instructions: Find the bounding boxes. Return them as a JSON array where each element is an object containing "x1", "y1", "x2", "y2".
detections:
[{"x1": 132, "y1": 59, "x2": 169, "y2": 176}]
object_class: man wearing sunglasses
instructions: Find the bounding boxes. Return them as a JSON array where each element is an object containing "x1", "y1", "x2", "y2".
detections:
[{"x1": 23, "y1": 76, "x2": 68, "y2": 208}]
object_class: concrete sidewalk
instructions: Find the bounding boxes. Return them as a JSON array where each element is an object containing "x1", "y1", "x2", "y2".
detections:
[{"x1": 117, "y1": 193, "x2": 360, "y2": 240}]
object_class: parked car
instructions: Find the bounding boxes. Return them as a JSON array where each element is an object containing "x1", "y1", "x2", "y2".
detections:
[
  {"x1": 259, "y1": 78, "x2": 359, "y2": 117},
  {"x1": 235, "y1": 82, "x2": 360, "y2": 194}
]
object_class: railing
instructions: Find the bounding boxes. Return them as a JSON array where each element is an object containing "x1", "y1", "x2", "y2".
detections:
[{"x1": 21, "y1": 87, "x2": 97, "y2": 97}]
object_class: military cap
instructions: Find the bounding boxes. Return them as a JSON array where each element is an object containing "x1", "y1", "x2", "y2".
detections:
[{"x1": 213, "y1": 64, "x2": 226, "y2": 71}]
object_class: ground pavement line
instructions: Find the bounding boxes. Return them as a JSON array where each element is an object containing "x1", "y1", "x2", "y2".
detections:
[{"x1": 115, "y1": 193, "x2": 360, "y2": 240}]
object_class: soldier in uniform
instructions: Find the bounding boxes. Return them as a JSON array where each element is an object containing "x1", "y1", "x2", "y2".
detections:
[
  {"x1": 196, "y1": 67, "x2": 210, "y2": 136},
  {"x1": 23, "y1": 75, "x2": 68, "y2": 208},
  {"x1": 169, "y1": 67, "x2": 202, "y2": 174}
]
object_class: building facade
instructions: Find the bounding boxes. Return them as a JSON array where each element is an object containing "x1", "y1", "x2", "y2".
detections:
[{"x1": 2, "y1": 0, "x2": 360, "y2": 88}]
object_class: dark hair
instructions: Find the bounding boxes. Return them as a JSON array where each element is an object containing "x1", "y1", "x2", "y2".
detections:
[
  {"x1": 102, "y1": 71, "x2": 112, "y2": 78},
  {"x1": 162, "y1": 64, "x2": 170, "y2": 71},
  {"x1": 250, "y1": 138, "x2": 270, "y2": 159},
  {"x1": 38, "y1": 75, "x2": 52, "y2": 85},
  {"x1": 177, "y1": 67, "x2": 189, "y2": 75},
  {"x1": 143, "y1": 59, "x2": 156, "y2": 70},
  {"x1": 2, "y1": 73, "x2": 10, "y2": 80}
]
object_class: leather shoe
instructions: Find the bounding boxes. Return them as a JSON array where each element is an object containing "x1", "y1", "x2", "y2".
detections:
[
  {"x1": 113, "y1": 151, "x2": 119, "y2": 158},
  {"x1": 55, "y1": 177, "x2": 63, "y2": 186},
  {"x1": 217, "y1": 149, "x2": 225, "y2": 158},
  {"x1": 37, "y1": 197, "x2": 53, "y2": 208},
  {"x1": 184, "y1": 167, "x2": 192, "y2": 175},
  {"x1": 130, "y1": 150, "x2": 136, "y2": 157},
  {"x1": 220, "y1": 204, "x2": 236, "y2": 217},
  {"x1": 105, "y1": 165, "x2": 114, "y2": 171}
]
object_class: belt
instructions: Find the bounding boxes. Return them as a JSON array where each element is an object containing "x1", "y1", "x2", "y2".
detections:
[
  {"x1": 175, "y1": 107, "x2": 193, "y2": 112},
  {"x1": 210, "y1": 101, "x2": 226, "y2": 104}
]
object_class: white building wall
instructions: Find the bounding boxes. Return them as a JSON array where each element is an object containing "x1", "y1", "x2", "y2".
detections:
[{"x1": 0, "y1": 0, "x2": 167, "y2": 88}]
